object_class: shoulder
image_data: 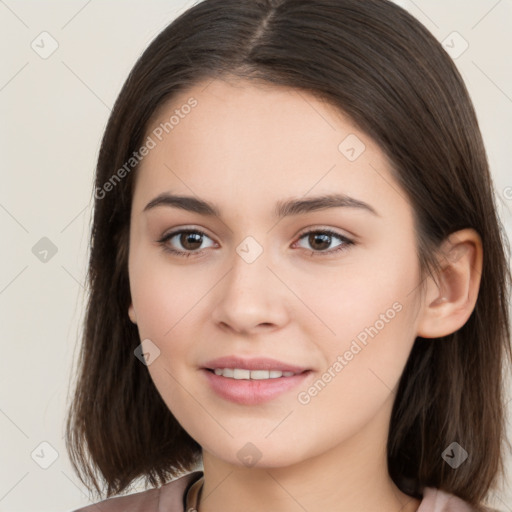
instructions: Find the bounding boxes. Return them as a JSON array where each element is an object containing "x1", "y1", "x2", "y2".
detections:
[
  {"x1": 419, "y1": 487, "x2": 502, "y2": 512},
  {"x1": 71, "y1": 471, "x2": 204, "y2": 512}
]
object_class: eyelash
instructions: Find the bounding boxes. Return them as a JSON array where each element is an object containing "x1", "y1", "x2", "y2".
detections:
[{"x1": 157, "y1": 228, "x2": 355, "y2": 258}]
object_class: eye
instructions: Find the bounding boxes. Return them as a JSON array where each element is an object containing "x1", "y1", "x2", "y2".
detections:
[
  {"x1": 294, "y1": 229, "x2": 354, "y2": 256},
  {"x1": 157, "y1": 229, "x2": 216, "y2": 257},
  {"x1": 157, "y1": 227, "x2": 354, "y2": 258}
]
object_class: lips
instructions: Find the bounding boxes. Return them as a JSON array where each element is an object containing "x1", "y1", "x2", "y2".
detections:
[
  {"x1": 201, "y1": 356, "x2": 312, "y2": 405},
  {"x1": 202, "y1": 356, "x2": 309, "y2": 373}
]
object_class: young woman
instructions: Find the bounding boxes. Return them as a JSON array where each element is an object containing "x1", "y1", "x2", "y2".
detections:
[{"x1": 66, "y1": 1, "x2": 511, "y2": 511}]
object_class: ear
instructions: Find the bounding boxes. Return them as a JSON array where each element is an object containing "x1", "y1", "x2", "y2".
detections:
[
  {"x1": 416, "y1": 228, "x2": 483, "y2": 338},
  {"x1": 128, "y1": 302, "x2": 137, "y2": 324}
]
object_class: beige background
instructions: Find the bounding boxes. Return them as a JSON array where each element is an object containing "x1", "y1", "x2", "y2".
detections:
[{"x1": 0, "y1": 1, "x2": 511, "y2": 510}]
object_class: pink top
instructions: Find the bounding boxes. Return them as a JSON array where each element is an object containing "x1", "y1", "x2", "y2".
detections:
[{"x1": 71, "y1": 470, "x2": 499, "y2": 512}]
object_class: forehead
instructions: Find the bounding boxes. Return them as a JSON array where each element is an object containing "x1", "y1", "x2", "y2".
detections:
[{"x1": 132, "y1": 77, "x2": 407, "y2": 221}]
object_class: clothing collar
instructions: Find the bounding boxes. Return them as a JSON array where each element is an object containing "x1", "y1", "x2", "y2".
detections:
[{"x1": 184, "y1": 473, "x2": 204, "y2": 512}]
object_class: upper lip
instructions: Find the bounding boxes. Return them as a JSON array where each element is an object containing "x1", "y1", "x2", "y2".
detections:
[{"x1": 202, "y1": 356, "x2": 309, "y2": 373}]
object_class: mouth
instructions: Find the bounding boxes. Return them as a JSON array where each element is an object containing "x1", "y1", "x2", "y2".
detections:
[
  {"x1": 202, "y1": 355, "x2": 309, "y2": 374},
  {"x1": 200, "y1": 356, "x2": 313, "y2": 405},
  {"x1": 205, "y1": 368, "x2": 305, "y2": 379}
]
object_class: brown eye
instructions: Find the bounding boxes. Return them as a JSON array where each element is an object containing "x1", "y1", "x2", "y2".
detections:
[
  {"x1": 178, "y1": 231, "x2": 203, "y2": 251},
  {"x1": 158, "y1": 229, "x2": 216, "y2": 257},
  {"x1": 295, "y1": 229, "x2": 354, "y2": 256},
  {"x1": 307, "y1": 232, "x2": 332, "y2": 251}
]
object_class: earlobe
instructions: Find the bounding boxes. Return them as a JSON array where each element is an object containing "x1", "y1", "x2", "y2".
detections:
[
  {"x1": 128, "y1": 303, "x2": 137, "y2": 324},
  {"x1": 416, "y1": 229, "x2": 483, "y2": 339}
]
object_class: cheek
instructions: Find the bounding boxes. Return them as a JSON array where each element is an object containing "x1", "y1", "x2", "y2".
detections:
[
  {"x1": 129, "y1": 245, "x2": 205, "y2": 340},
  {"x1": 289, "y1": 242, "x2": 421, "y2": 417},
  {"x1": 128, "y1": 248, "x2": 217, "y2": 398},
  {"x1": 291, "y1": 242, "x2": 420, "y2": 352},
  {"x1": 290, "y1": 285, "x2": 419, "y2": 452},
  {"x1": 128, "y1": 258, "x2": 201, "y2": 413}
]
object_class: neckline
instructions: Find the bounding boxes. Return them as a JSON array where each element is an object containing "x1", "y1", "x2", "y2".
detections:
[
  {"x1": 183, "y1": 475, "x2": 430, "y2": 512},
  {"x1": 185, "y1": 473, "x2": 437, "y2": 512}
]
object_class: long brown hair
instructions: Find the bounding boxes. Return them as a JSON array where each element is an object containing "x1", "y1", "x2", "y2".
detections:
[{"x1": 65, "y1": 0, "x2": 511, "y2": 506}]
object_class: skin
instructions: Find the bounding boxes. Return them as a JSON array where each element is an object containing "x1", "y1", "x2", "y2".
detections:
[{"x1": 127, "y1": 77, "x2": 483, "y2": 512}]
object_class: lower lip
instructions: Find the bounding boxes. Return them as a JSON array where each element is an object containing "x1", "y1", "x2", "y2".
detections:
[{"x1": 202, "y1": 369, "x2": 312, "y2": 405}]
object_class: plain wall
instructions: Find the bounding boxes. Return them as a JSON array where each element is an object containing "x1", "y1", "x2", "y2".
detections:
[{"x1": 0, "y1": 1, "x2": 511, "y2": 510}]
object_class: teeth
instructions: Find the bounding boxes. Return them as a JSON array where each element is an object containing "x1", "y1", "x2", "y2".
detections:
[
  {"x1": 212, "y1": 368, "x2": 297, "y2": 379},
  {"x1": 234, "y1": 369, "x2": 250, "y2": 379}
]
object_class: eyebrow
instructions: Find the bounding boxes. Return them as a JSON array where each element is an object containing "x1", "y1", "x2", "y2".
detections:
[{"x1": 143, "y1": 192, "x2": 379, "y2": 218}]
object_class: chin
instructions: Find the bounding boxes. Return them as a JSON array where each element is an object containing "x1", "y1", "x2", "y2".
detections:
[{"x1": 202, "y1": 437, "x2": 312, "y2": 470}]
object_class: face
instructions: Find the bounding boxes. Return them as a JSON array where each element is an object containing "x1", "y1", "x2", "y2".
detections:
[{"x1": 127, "y1": 77, "x2": 426, "y2": 469}]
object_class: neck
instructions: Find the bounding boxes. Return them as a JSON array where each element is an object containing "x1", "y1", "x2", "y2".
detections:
[{"x1": 197, "y1": 397, "x2": 421, "y2": 512}]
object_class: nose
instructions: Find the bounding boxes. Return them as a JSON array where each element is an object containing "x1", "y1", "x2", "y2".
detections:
[{"x1": 211, "y1": 243, "x2": 290, "y2": 335}]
